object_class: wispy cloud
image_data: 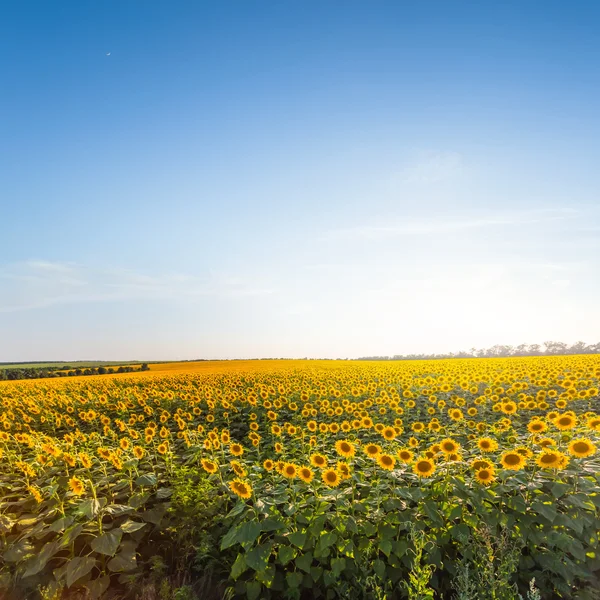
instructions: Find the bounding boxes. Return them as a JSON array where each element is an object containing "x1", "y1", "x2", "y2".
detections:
[
  {"x1": 398, "y1": 151, "x2": 464, "y2": 184},
  {"x1": 0, "y1": 261, "x2": 275, "y2": 313},
  {"x1": 322, "y1": 208, "x2": 578, "y2": 241}
]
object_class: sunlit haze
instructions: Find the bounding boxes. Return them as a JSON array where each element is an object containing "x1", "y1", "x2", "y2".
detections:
[{"x1": 1, "y1": 2, "x2": 599, "y2": 360}]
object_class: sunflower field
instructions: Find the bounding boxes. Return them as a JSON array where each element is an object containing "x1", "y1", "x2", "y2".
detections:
[{"x1": 1, "y1": 356, "x2": 599, "y2": 600}]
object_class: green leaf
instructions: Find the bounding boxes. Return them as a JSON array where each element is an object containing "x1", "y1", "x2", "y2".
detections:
[
  {"x1": 374, "y1": 559, "x2": 386, "y2": 579},
  {"x1": 120, "y1": 520, "x2": 147, "y2": 533},
  {"x1": 286, "y1": 572, "x2": 303, "y2": 588},
  {"x1": 231, "y1": 554, "x2": 248, "y2": 580},
  {"x1": 261, "y1": 518, "x2": 285, "y2": 532},
  {"x1": 245, "y1": 543, "x2": 271, "y2": 572},
  {"x1": 4, "y1": 539, "x2": 34, "y2": 563},
  {"x1": 256, "y1": 564, "x2": 275, "y2": 587},
  {"x1": 226, "y1": 501, "x2": 247, "y2": 519},
  {"x1": 361, "y1": 521, "x2": 377, "y2": 536},
  {"x1": 246, "y1": 580, "x2": 262, "y2": 600},
  {"x1": 288, "y1": 531, "x2": 307, "y2": 548},
  {"x1": 66, "y1": 556, "x2": 96, "y2": 587},
  {"x1": 379, "y1": 539, "x2": 392, "y2": 557},
  {"x1": 86, "y1": 575, "x2": 110, "y2": 600},
  {"x1": 107, "y1": 541, "x2": 137, "y2": 572},
  {"x1": 91, "y1": 529, "x2": 123, "y2": 556},
  {"x1": 49, "y1": 516, "x2": 74, "y2": 533},
  {"x1": 331, "y1": 557, "x2": 346, "y2": 576},
  {"x1": 295, "y1": 551, "x2": 313, "y2": 573},
  {"x1": 21, "y1": 541, "x2": 58, "y2": 577},
  {"x1": 550, "y1": 482, "x2": 570, "y2": 498},
  {"x1": 318, "y1": 531, "x2": 337, "y2": 549},
  {"x1": 221, "y1": 524, "x2": 241, "y2": 550},
  {"x1": 532, "y1": 501, "x2": 557, "y2": 523},
  {"x1": 140, "y1": 506, "x2": 166, "y2": 525},
  {"x1": 155, "y1": 487, "x2": 173, "y2": 499},
  {"x1": 104, "y1": 504, "x2": 134, "y2": 516},
  {"x1": 135, "y1": 473, "x2": 157, "y2": 487},
  {"x1": 278, "y1": 545, "x2": 297, "y2": 566},
  {"x1": 237, "y1": 522, "x2": 262, "y2": 546},
  {"x1": 128, "y1": 492, "x2": 151, "y2": 509},
  {"x1": 77, "y1": 499, "x2": 101, "y2": 519}
]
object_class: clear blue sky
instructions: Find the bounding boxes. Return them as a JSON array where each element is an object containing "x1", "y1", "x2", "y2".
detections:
[{"x1": 1, "y1": 1, "x2": 599, "y2": 360}]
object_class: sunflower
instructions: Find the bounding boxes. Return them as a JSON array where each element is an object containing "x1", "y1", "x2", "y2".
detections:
[
  {"x1": 263, "y1": 459, "x2": 275, "y2": 471},
  {"x1": 157, "y1": 442, "x2": 168, "y2": 455},
  {"x1": 133, "y1": 446, "x2": 145, "y2": 459},
  {"x1": 500, "y1": 402, "x2": 517, "y2": 415},
  {"x1": 408, "y1": 437, "x2": 419, "y2": 448},
  {"x1": 79, "y1": 453, "x2": 93, "y2": 468},
  {"x1": 475, "y1": 467, "x2": 496, "y2": 485},
  {"x1": 500, "y1": 451, "x2": 526, "y2": 470},
  {"x1": 554, "y1": 414, "x2": 576, "y2": 430},
  {"x1": 298, "y1": 466, "x2": 314, "y2": 483},
  {"x1": 586, "y1": 417, "x2": 600, "y2": 431},
  {"x1": 230, "y1": 460, "x2": 247, "y2": 477},
  {"x1": 413, "y1": 458, "x2": 436, "y2": 478},
  {"x1": 477, "y1": 437, "x2": 498, "y2": 453},
  {"x1": 445, "y1": 452, "x2": 462, "y2": 462},
  {"x1": 335, "y1": 440, "x2": 356, "y2": 458},
  {"x1": 229, "y1": 479, "x2": 252, "y2": 499},
  {"x1": 201, "y1": 459, "x2": 218, "y2": 474},
  {"x1": 377, "y1": 453, "x2": 396, "y2": 471},
  {"x1": 382, "y1": 426, "x2": 396, "y2": 441},
  {"x1": 310, "y1": 453, "x2": 327, "y2": 468},
  {"x1": 398, "y1": 449, "x2": 414, "y2": 463},
  {"x1": 27, "y1": 485, "x2": 43, "y2": 504},
  {"x1": 568, "y1": 438, "x2": 596, "y2": 458},
  {"x1": 336, "y1": 461, "x2": 351, "y2": 479},
  {"x1": 471, "y1": 458, "x2": 492, "y2": 471},
  {"x1": 527, "y1": 420, "x2": 548, "y2": 434},
  {"x1": 440, "y1": 438, "x2": 460, "y2": 455},
  {"x1": 536, "y1": 450, "x2": 565, "y2": 469},
  {"x1": 68, "y1": 476, "x2": 85, "y2": 496},
  {"x1": 282, "y1": 463, "x2": 298, "y2": 479},
  {"x1": 322, "y1": 468, "x2": 341, "y2": 488},
  {"x1": 230, "y1": 443, "x2": 244, "y2": 457},
  {"x1": 364, "y1": 443, "x2": 381, "y2": 458}
]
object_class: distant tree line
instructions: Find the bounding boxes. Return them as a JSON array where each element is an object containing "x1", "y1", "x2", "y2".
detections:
[
  {"x1": 0, "y1": 363, "x2": 150, "y2": 381},
  {"x1": 357, "y1": 341, "x2": 600, "y2": 361}
]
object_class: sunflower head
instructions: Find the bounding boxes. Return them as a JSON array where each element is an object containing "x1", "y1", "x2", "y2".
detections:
[
  {"x1": 475, "y1": 467, "x2": 496, "y2": 485},
  {"x1": 299, "y1": 466, "x2": 314, "y2": 483},
  {"x1": 68, "y1": 476, "x2": 85, "y2": 496},
  {"x1": 310, "y1": 453, "x2": 327, "y2": 468},
  {"x1": 477, "y1": 437, "x2": 498, "y2": 452},
  {"x1": 536, "y1": 450, "x2": 562, "y2": 469},
  {"x1": 322, "y1": 468, "x2": 341, "y2": 488},
  {"x1": 440, "y1": 438, "x2": 460, "y2": 454},
  {"x1": 413, "y1": 458, "x2": 436, "y2": 478},
  {"x1": 364, "y1": 443, "x2": 381, "y2": 458},
  {"x1": 229, "y1": 478, "x2": 252, "y2": 499},
  {"x1": 377, "y1": 453, "x2": 396, "y2": 471},
  {"x1": 201, "y1": 459, "x2": 218, "y2": 474},
  {"x1": 282, "y1": 463, "x2": 298, "y2": 479},
  {"x1": 398, "y1": 449, "x2": 414, "y2": 463},
  {"x1": 500, "y1": 451, "x2": 526, "y2": 470},
  {"x1": 335, "y1": 440, "x2": 356, "y2": 458},
  {"x1": 568, "y1": 438, "x2": 596, "y2": 458}
]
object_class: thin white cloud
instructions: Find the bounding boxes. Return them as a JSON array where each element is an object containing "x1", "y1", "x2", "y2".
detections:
[
  {"x1": 398, "y1": 151, "x2": 464, "y2": 184},
  {"x1": 0, "y1": 261, "x2": 275, "y2": 313},
  {"x1": 322, "y1": 208, "x2": 578, "y2": 241}
]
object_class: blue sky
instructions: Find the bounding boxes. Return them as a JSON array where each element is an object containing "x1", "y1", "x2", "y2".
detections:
[{"x1": 1, "y1": 1, "x2": 599, "y2": 360}]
